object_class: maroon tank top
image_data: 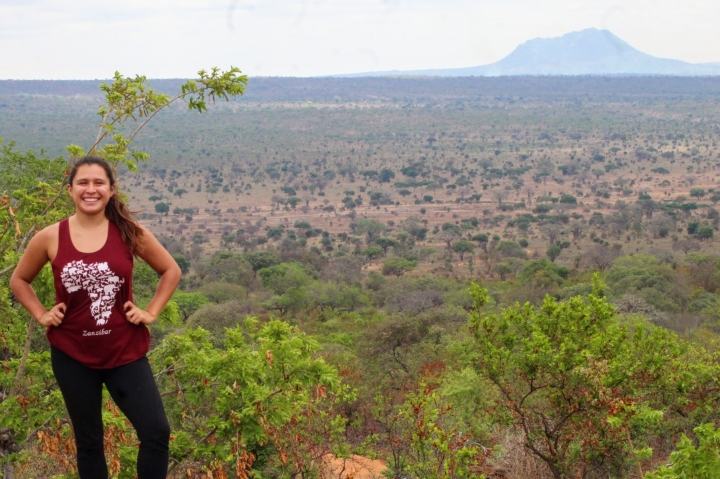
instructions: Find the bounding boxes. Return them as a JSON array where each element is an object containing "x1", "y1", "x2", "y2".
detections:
[{"x1": 49, "y1": 218, "x2": 149, "y2": 369}]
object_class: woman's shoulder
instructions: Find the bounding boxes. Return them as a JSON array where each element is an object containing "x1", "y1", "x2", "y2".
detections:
[
  {"x1": 133, "y1": 222, "x2": 154, "y2": 239},
  {"x1": 23, "y1": 220, "x2": 63, "y2": 262},
  {"x1": 34, "y1": 221, "x2": 62, "y2": 243}
]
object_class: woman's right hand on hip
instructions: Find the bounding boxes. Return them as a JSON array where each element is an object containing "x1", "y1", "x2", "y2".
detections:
[{"x1": 39, "y1": 303, "x2": 66, "y2": 327}]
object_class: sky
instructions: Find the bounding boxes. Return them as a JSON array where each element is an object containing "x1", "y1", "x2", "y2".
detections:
[{"x1": 1, "y1": 0, "x2": 720, "y2": 79}]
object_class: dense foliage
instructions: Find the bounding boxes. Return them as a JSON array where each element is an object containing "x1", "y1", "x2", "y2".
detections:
[{"x1": 5, "y1": 74, "x2": 720, "y2": 478}]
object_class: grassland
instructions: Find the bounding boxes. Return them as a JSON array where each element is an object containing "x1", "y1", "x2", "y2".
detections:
[{"x1": 3, "y1": 76, "x2": 720, "y2": 276}]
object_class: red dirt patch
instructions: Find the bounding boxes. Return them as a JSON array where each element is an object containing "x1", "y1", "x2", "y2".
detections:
[{"x1": 319, "y1": 454, "x2": 387, "y2": 479}]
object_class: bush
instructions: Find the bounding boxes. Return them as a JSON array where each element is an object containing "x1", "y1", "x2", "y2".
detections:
[
  {"x1": 382, "y1": 257, "x2": 418, "y2": 276},
  {"x1": 186, "y1": 300, "x2": 253, "y2": 344},
  {"x1": 307, "y1": 283, "x2": 369, "y2": 311},
  {"x1": 533, "y1": 204, "x2": 553, "y2": 214},
  {"x1": 172, "y1": 291, "x2": 211, "y2": 321},
  {"x1": 258, "y1": 262, "x2": 315, "y2": 295},
  {"x1": 645, "y1": 423, "x2": 720, "y2": 478},
  {"x1": 696, "y1": 226, "x2": 714, "y2": 241},
  {"x1": 469, "y1": 276, "x2": 687, "y2": 478},
  {"x1": 497, "y1": 240, "x2": 528, "y2": 259},
  {"x1": 198, "y1": 282, "x2": 247, "y2": 303},
  {"x1": 559, "y1": 193, "x2": 577, "y2": 204},
  {"x1": 517, "y1": 258, "x2": 567, "y2": 285},
  {"x1": 204, "y1": 257, "x2": 255, "y2": 288}
]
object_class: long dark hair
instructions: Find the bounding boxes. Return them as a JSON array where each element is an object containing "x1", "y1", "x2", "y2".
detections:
[{"x1": 68, "y1": 156, "x2": 144, "y2": 255}]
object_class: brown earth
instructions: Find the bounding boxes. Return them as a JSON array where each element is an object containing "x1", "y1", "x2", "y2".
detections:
[{"x1": 319, "y1": 454, "x2": 387, "y2": 479}]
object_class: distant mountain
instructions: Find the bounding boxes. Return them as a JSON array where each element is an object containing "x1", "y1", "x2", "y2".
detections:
[{"x1": 338, "y1": 29, "x2": 720, "y2": 77}]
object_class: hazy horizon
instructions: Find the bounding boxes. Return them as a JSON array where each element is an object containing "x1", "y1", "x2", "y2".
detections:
[{"x1": 2, "y1": 0, "x2": 720, "y2": 80}]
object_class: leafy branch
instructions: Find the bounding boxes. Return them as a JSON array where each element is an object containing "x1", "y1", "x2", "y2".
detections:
[{"x1": 70, "y1": 66, "x2": 248, "y2": 172}]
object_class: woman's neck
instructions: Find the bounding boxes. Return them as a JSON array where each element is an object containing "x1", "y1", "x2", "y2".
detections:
[{"x1": 71, "y1": 211, "x2": 108, "y2": 229}]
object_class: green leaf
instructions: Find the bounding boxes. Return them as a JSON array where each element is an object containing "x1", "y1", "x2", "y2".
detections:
[{"x1": 66, "y1": 144, "x2": 85, "y2": 158}]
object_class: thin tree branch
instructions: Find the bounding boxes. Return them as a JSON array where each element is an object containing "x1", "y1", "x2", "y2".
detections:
[
  {"x1": 160, "y1": 388, "x2": 187, "y2": 397},
  {"x1": 23, "y1": 410, "x2": 63, "y2": 442},
  {"x1": 127, "y1": 94, "x2": 186, "y2": 144},
  {"x1": 90, "y1": 112, "x2": 110, "y2": 154},
  {"x1": 10, "y1": 319, "x2": 35, "y2": 395},
  {"x1": 153, "y1": 361, "x2": 184, "y2": 378},
  {"x1": 0, "y1": 264, "x2": 15, "y2": 277}
]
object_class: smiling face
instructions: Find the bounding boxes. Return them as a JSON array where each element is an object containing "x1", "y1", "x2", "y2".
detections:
[{"x1": 67, "y1": 164, "x2": 115, "y2": 216}]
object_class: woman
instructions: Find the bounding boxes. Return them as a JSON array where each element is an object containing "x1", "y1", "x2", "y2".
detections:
[{"x1": 10, "y1": 156, "x2": 181, "y2": 478}]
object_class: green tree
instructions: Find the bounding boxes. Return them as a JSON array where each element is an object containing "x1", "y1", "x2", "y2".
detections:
[
  {"x1": 286, "y1": 196, "x2": 301, "y2": 208},
  {"x1": 605, "y1": 255, "x2": 688, "y2": 313},
  {"x1": 172, "y1": 254, "x2": 190, "y2": 274},
  {"x1": 0, "y1": 143, "x2": 69, "y2": 475},
  {"x1": 263, "y1": 285, "x2": 309, "y2": 315},
  {"x1": 362, "y1": 245, "x2": 383, "y2": 260},
  {"x1": 154, "y1": 201, "x2": 170, "y2": 215},
  {"x1": 307, "y1": 282, "x2": 369, "y2": 311},
  {"x1": 469, "y1": 276, "x2": 686, "y2": 478},
  {"x1": 402, "y1": 216, "x2": 428, "y2": 241},
  {"x1": 267, "y1": 226, "x2": 284, "y2": 239},
  {"x1": 242, "y1": 251, "x2": 281, "y2": 276},
  {"x1": 186, "y1": 300, "x2": 250, "y2": 344},
  {"x1": 205, "y1": 255, "x2": 255, "y2": 288},
  {"x1": 696, "y1": 226, "x2": 714, "y2": 241},
  {"x1": 154, "y1": 321, "x2": 339, "y2": 477},
  {"x1": 546, "y1": 243, "x2": 562, "y2": 262},
  {"x1": 451, "y1": 240, "x2": 475, "y2": 260},
  {"x1": 559, "y1": 193, "x2": 577, "y2": 204},
  {"x1": 690, "y1": 188, "x2": 707, "y2": 199},
  {"x1": 497, "y1": 240, "x2": 527, "y2": 259},
  {"x1": 354, "y1": 218, "x2": 387, "y2": 243},
  {"x1": 375, "y1": 237, "x2": 399, "y2": 257},
  {"x1": 471, "y1": 233, "x2": 489, "y2": 252},
  {"x1": 518, "y1": 259, "x2": 568, "y2": 285},
  {"x1": 382, "y1": 257, "x2": 417, "y2": 276},
  {"x1": 258, "y1": 262, "x2": 315, "y2": 295},
  {"x1": 380, "y1": 386, "x2": 484, "y2": 479},
  {"x1": 280, "y1": 185, "x2": 296, "y2": 196},
  {"x1": 379, "y1": 168, "x2": 395, "y2": 183},
  {"x1": 197, "y1": 282, "x2": 247, "y2": 304},
  {"x1": 492, "y1": 262, "x2": 514, "y2": 280},
  {"x1": 172, "y1": 291, "x2": 210, "y2": 321}
]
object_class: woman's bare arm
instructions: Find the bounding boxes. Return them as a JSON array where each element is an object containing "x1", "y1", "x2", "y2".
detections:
[
  {"x1": 124, "y1": 226, "x2": 181, "y2": 325},
  {"x1": 10, "y1": 226, "x2": 66, "y2": 326}
]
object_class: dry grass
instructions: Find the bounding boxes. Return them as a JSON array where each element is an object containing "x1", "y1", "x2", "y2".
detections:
[
  {"x1": 482, "y1": 431, "x2": 555, "y2": 479},
  {"x1": 11, "y1": 451, "x2": 73, "y2": 479}
]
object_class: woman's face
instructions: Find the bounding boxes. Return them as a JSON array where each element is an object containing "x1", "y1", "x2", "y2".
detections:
[{"x1": 67, "y1": 164, "x2": 115, "y2": 216}]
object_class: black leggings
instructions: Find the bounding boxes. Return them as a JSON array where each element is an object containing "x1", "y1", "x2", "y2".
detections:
[{"x1": 51, "y1": 346, "x2": 170, "y2": 479}]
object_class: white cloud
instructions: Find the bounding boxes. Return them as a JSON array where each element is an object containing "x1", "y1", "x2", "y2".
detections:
[{"x1": 0, "y1": 0, "x2": 719, "y2": 79}]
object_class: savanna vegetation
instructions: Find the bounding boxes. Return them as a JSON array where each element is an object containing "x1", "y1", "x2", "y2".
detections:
[{"x1": 3, "y1": 74, "x2": 720, "y2": 478}]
